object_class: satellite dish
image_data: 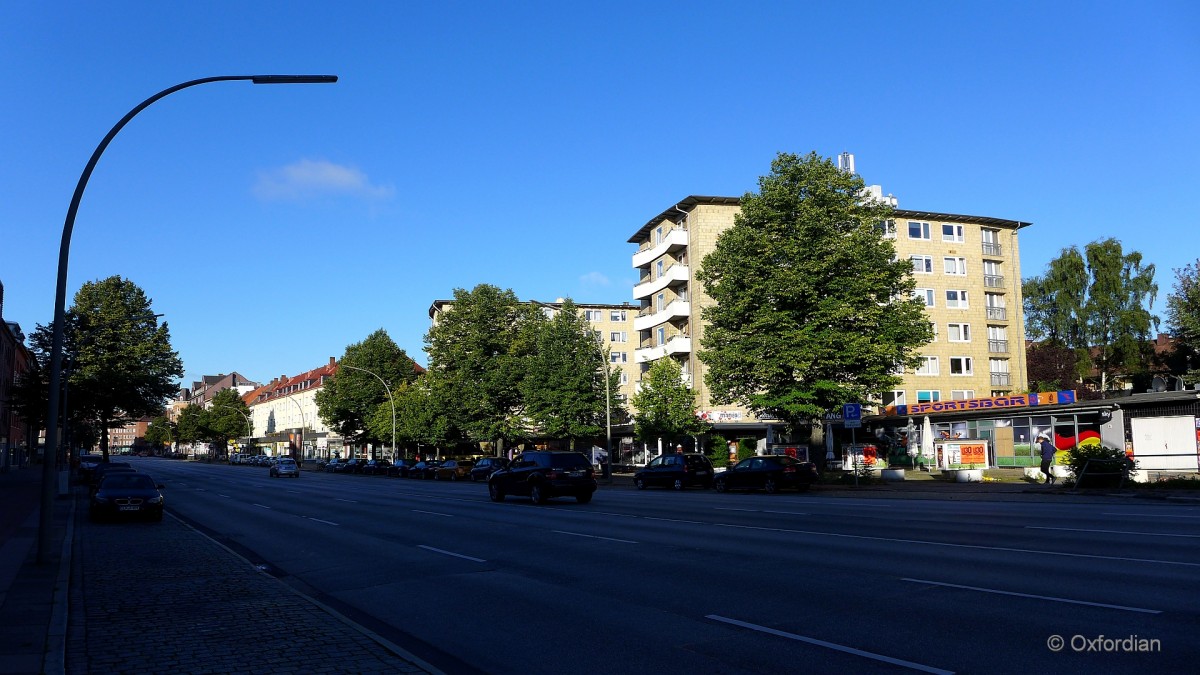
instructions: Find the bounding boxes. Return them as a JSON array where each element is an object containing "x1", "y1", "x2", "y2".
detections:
[{"x1": 1151, "y1": 376, "x2": 1167, "y2": 392}]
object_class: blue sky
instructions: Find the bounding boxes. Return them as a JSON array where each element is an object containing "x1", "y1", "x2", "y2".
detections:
[{"x1": 2, "y1": 1, "x2": 1197, "y2": 388}]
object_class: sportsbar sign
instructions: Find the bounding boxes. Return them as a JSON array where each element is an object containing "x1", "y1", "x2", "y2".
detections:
[{"x1": 895, "y1": 390, "x2": 1076, "y2": 416}]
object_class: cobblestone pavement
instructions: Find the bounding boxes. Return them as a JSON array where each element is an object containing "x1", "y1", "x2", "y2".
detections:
[{"x1": 66, "y1": 493, "x2": 438, "y2": 675}]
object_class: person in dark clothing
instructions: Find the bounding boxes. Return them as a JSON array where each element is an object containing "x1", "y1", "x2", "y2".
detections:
[{"x1": 1038, "y1": 434, "x2": 1057, "y2": 485}]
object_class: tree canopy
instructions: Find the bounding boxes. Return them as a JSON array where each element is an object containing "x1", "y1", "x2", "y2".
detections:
[
  {"x1": 1164, "y1": 258, "x2": 1200, "y2": 383},
  {"x1": 630, "y1": 357, "x2": 710, "y2": 444},
  {"x1": 316, "y1": 329, "x2": 418, "y2": 455},
  {"x1": 695, "y1": 151, "x2": 932, "y2": 428}
]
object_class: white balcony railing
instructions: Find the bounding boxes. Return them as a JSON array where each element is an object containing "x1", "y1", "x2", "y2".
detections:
[
  {"x1": 632, "y1": 227, "x2": 688, "y2": 268},
  {"x1": 632, "y1": 263, "x2": 689, "y2": 300},
  {"x1": 634, "y1": 336, "x2": 693, "y2": 363},
  {"x1": 633, "y1": 300, "x2": 691, "y2": 331},
  {"x1": 986, "y1": 307, "x2": 1008, "y2": 321}
]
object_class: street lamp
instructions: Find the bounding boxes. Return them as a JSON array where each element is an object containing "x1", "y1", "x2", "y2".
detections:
[
  {"x1": 285, "y1": 395, "x2": 306, "y2": 462},
  {"x1": 39, "y1": 74, "x2": 336, "y2": 563},
  {"x1": 593, "y1": 333, "x2": 614, "y2": 482},
  {"x1": 238, "y1": 410, "x2": 253, "y2": 455},
  {"x1": 339, "y1": 364, "x2": 397, "y2": 462}
]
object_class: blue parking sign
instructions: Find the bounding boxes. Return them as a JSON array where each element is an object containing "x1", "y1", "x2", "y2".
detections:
[{"x1": 842, "y1": 403, "x2": 862, "y2": 428}]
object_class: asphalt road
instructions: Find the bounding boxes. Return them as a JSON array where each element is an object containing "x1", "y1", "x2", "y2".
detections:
[{"x1": 130, "y1": 458, "x2": 1200, "y2": 674}]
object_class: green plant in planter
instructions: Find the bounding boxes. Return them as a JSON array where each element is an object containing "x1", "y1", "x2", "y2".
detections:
[{"x1": 1066, "y1": 444, "x2": 1137, "y2": 488}]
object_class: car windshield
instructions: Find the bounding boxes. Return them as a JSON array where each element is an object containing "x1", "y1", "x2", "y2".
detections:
[
  {"x1": 279, "y1": 460, "x2": 296, "y2": 466},
  {"x1": 550, "y1": 454, "x2": 590, "y2": 469},
  {"x1": 102, "y1": 474, "x2": 156, "y2": 490},
  {"x1": 772, "y1": 456, "x2": 802, "y2": 466}
]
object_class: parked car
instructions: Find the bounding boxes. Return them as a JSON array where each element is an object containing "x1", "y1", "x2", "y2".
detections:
[
  {"x1": 713, "y1": 455, "x2": 819, "y2": 493},
  {"x1": 361, "y1": 459, "x2": 392, "y2": 476},
  {"x1": 387, "y1": 458, "x2": 417, "y2": 477},
  {"x1": 407, "y1": 460, "x2": 442, "y2": 479},
  {"x1": 634, "y1": 453, "x2": 715, "y2": 491},
  {"x1": 270, "y1": 457, "x2": 300, "y2": 478},
  {"x1": 469, "y1": 457, "x2": 508, "y2": 481},
  {"x1": 323, "y1": 458, "x2": 345, "y2": 473},
  {"x1": 488, "y1": 451, "x2": 596, "y2": 504},
  {"x1": 90, "y1": 472, "x2": 165, "y2": 522},
  {"x1": 434, "y1": 459, "x2": 474, "y2": 481},
  {"x1": 339, "y1": 458, "x2": 368, "y2": 474},
  {"x1": 89, "y1": 461, "x2": 135, "y2": 487}
]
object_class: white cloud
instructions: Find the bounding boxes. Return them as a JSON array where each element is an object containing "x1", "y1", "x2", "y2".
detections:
[
  {"x1": 579, "y1": 271, "x2": 611, "y2": 287},
  {"x1": 253, "y1": 159, "x2": 394, "y2": 201}
]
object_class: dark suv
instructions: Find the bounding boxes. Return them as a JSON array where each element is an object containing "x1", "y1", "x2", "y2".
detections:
[
  {"x1": 488, "y1": 451, "x2": 596, "y2": 504},
  {"x1": 634, "y1": 453, "x2": 715, "y2": 490}
]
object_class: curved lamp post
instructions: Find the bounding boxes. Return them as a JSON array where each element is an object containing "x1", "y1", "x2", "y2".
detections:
[
  {"x1": 238, "y1": 410, "x2": 254, "y2": 454},
  {"x1": 39, "y1": 74, "x2": 337, "y2": 563},
  {"x1": 286, "y1": 395, "x2": 306, "y2": 462},
  {"x1": 340, "y1": 364, "x2": 396, "y2": 462}
]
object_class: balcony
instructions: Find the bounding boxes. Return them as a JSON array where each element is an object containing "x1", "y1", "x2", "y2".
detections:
[
  {"x1": 990, "y1": 372, "x2": 1011, "y2": 386},
  {"x1": 988, "y1": 339, "x2": 1009, "y2": 353},
  {"x1": 982, "y1": 242, "x2": 1003, "y2": 257},
  {"x1": 634, "y1": 335, "x2": 692, "y2": 363},
  {"x1": 986, "y1": 307, "x2": 1008, "y2": 321},
  {"x1": 632, "y1": 263, "x2": 689, "y2": 300},
  {"x1": 632, "y1": 227, "x2": 688, "y2": 268},
  {"x1": 984, "y1": 275, "x2": 1005, "y2": 288},
  {"x1": 634, "y1": 300, "x2": 691, "y2": 331}
]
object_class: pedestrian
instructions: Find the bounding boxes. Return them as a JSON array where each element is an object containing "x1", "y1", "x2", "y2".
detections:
[{"x1": 1038, "y1": 434, "x2": 1057, "y2": 485}]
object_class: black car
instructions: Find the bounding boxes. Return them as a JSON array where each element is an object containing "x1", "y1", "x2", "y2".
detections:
[
  {"x1": 361, "y1": 459, "x2": 392, "y2": 476},
  {"x1": 469, "y1": 457, "x2": 509, "y2": 481},
  {"x1": 332, "y1": 458, "x2": 365, "y2": 474},
  {"x1": 488, "y1": 451, "x2": 596, "y2": 504},
  {"x1": 713, "y1": 455, "x2": 819, "y2": 493},
  {"x1": 90, "y1": 472, "x2": 165, "y2": 522},
  {"x1": 407, "y1": 460, "x2": 442, "y2": 479},
  {"x1": 634, "y1": 453, "x2": 715, "y2": 490},
  {"x1": 387, "y1": 459, "x2": 417, "y2": 477}
]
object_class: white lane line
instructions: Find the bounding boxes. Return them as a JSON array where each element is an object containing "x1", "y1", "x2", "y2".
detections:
[
  {"x1": 762, "y1": 510, "x2": 810, "y2": 516},
  {"x1": 335, "y1": 498, "x2": 358, "y2": 503},
  {"x1": 287, "y1": 490, "x2": 301, "y2": 494},
  {"x1": 1102, "y1": 512, "x2": 1200, "y2": 519},
  {"x1": 714, "y1": 507, "x2": 760, "y2": 512},
  {"x1": 412, "y1": 510, "x2": 453, "y2": 517},
  {"x1": 642, "y1": 517, "x2": 705, "y2": 525},
  {"x1": 306, "y1": 517, "x2": 339, "y2": 526},
  {"x1": 253, "y1": 503, "x2": 271, "y2": 510},
  {"x1": 709, "y1": 522, "x2": 1200, "y2": 567},
  {"x1": 217, "y1": 494, "x2": 231, "y2": 499},
  {"x1": 901, "y1": 578, "x2": 1162, "y2": 615},
  {"x1": 1027, "y1": 526, "x2": 1200, "y2": 539},
  {"x1": 553, "y1": 530, "x2": 638, "y2": 544},
  {"x1": 195, "y1": 488, "x2": 206, "y2": 492},
  {"x1": 417, "y1": 545, "x2": 487, "y2": 563},
  {"x1": 706, "y1": 615, "x2": 953, "y2": 675}
]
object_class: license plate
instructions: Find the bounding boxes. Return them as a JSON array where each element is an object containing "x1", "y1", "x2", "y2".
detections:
[
  {"x1": 568, "y1": 470, "x2": 584, "y2": 477},
  {"x1": 119, "y1": 505, "x2": 140, "y2": 511},
  {"x1": 695, "y1": 470, "x2": 708, "y2": 475}
]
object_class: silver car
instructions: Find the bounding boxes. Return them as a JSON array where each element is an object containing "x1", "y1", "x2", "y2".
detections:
[{"x1": 270, "y1": 458, "x2": 300, "y2": 478}]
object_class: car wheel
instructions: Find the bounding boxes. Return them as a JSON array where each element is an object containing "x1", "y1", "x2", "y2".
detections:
[
  {"x1": 715, "y1": 479, "x2": 727, "y2": 493},
  {"x1": 634, "y1": 477, "x2": 646, "y2": 490},
  {"x1": 673, "y1": 478, "x2": 684, "y2": 491},
  {"x1": 796, "y1": 483, "x2": 810, "y2": 492},
  {"x1": 576, "y1": 492, "x2": 593, "y2": 504},
  {"x1": 488, "y1": 483, "x2": 505, "y2": 502},
  {"x1": 451, "y1": 473, "x2": 458, "y2": 481},
  {"x1": 765, "y1": 477, "x2": 778, "y2": 494},
  {"x1": 434, "y1": 472, "x2": 440, "y2": 480},
  {"x1": 530, "y1": 484, "x2": 547, "y2": 505}
]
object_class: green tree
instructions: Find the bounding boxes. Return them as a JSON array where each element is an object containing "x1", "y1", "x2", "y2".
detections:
[
  {"x1": 204, "y1": 389, "x2": 251, "y2": 458},
  {"x1": 630, "y1": 357, "x2": 710, "y2": 447},
  {"x1": 175, "y1": 404, "x2": 207, "y2": 450},
  {"x1": 316, "y1": 329, "x2": 419, "y2": 458},
  {"x1": 144, "y1": 415, "x2": 176, "y2": 453},
  {"x1": 695, "y1": 151, "x2": 932, "y2": 429},
  {"x1": 386, "y1": 376, "x2": 457, "y2": 454},
  {"x1": 521, "y1": 299, "x2": 622, "y2": 449},
  {"x1": 1164, "y1": 259, "x2": 1200, "y2": 383},
  {"x1": 423, "y1": 285, "x2": 540, "y2": 450},
  {"x1": 1023, "y1": 248, "x2": 1087, "y2": 346},
  {"x1": 66, "y1": 276, "x2": 183, "y2": 460}
]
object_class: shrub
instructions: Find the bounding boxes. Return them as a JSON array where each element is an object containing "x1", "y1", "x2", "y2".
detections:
[
  {"x1": 1066, "y1": 445, "x2": 1137, "y2": 488},
  {"x1": 707, "y1": 434, "x2": 729, "y2": 468},
  {"x1": 737, "y1": 437, "x2": 758, "y2": 461}
]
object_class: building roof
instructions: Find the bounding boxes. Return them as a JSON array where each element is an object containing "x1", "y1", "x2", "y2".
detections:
[{"x1": 626, "y1": 196, "x2": 1033, "y2": 244}]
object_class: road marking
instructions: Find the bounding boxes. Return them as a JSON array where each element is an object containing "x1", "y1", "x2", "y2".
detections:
[
  {"x1": 217, "y1": 494, "x2": 231, "y2": 499},
  {"x1": 714, "y1": 507, "x2": 760, "y2": 512},
  {"x1": 706, "y1": 615, "x2": 953, "y2": 675},
  {"x1": 287, "y1": 490, "x2": 300, "y2": 494},
  {"x1": 335, "y1": 498, "x2": 358, "y2": 503},
  {"x1": 195, "y1": 488, "x2": 206, "y2": 492},
  {"x1": 553, "y1": 530, "x2": 637, "y2": 544},
  {"x1": 901, "y1": 578, "x2": 1162, "y2": 614},
  {"x1": 762, "y1": 510, "x2": 810, "y2": 516},
  {"x1": 1027, "y1": 526, "x2": 1200, "y2": 539},
  {"x1": 1102, "y1": 512, "x2": 1200, "y2": 519},
  {"x1": 253, "y1": 503, "x2": 271, "y2": 510},
  {"x1": 708, "y1": 522, "x2": 1200, "y2": 567},
  {"x1": 417, "y1": 545, "x2": 486, "y2": 563},
  {"x1": 642, "y1": 517, "x2": 704, "y2": 525},
  {"x1": 306, "y1": 517, "x2": 339, "y2": 526},
  {"x1": 412, "y1": 510, "x2": 453, "y2": 517}
]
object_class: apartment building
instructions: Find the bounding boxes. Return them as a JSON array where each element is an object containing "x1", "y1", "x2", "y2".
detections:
[
  {"x1": 428, "y1": 299, "x2": 639, "y2": 412},
  {"x1": 243, "y1": 357, "x2": 339, "y2": 461},
  {"x1": 627, "y1": 196, "x2": 1031, "y2": 427}
]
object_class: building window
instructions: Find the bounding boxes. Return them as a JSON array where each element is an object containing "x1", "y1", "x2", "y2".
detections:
[
  {"x1": 656, "y1": 260, "x2": 664, "y2": 278},
  {"x1": 657, "y1": 327, "x2": 666, "y2": 345},
  {"x1": 911, "y1": 255, "x2": 933, "y2": 274},
  {"x1": 610, "y1": 331, "x2": 627, "y2": 343},
  {"x1": 950, "y1": 356, "x2": 974, "y2": 375},
  {"x1": 946, "y1": 290, "x2": 969, "y2": 309},
  {"x1": 943, "y1": 257, "x2": 966, "y2": 275},
  {"x1": 610, "y1": 310, "x2": 626, "y2": 322},
  {"x1": 908, "y1": 221, "x2": 931, "y2": 240},
  {"x1": 584, "y1": 310, "x2": 602, "y2": 322},
  {"x1": 915, "y1": 289, "x2": 935, "y2": 307},
  {"x1": 942, "y1": 224, "x2": 964, "y2": 242},
  {"x1": 917, "y1": 390, "x2": 941, "y2": 403},
  {"x1": 882, "y1": 390, "x2": 906, "y2": 407},
  {"x1": 619, "y1": 372, "x2": 629, "y2": 385},
  {"x1": 656, "y1": 293, "x2": 666, "y2": 312},
  {"x1": 947, "y1": 323, "x2": 971, "y2": 342},
  {"x1": 951, "y1": 390, "x2": 975, "y2": 400},
  {"x1": 610, "y1": 352, "x2": 627, "y2": 364},
  {"x1": 929, "y1": 322, "x2": 938, "y2": 342},
  {"x1": 878, "y1": 220, "x2": 897, "y2": 238},
  {"x1": 916, "y1": 356, "x2": 939, "y2": 375},
  {"x1": 655, "y1": 226, "x2": 663, "y2": 244}
]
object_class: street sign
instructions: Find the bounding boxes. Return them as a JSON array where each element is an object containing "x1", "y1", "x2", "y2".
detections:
[{"x1": 842, "y1": 403, "x2": 862, "y2": 429}]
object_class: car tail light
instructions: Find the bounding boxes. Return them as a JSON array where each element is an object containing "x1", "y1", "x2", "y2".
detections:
[
  {"x1": 545, "y1": 470, "x2": 559, "y2": 480},
  {"x1": 783, "y1": 466, "x2": 797, "y2": 473}
]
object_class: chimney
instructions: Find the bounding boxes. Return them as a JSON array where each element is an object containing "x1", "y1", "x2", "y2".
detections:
[{"x1": 330, "y1": 356, "x2": 336, "y2": 366}]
